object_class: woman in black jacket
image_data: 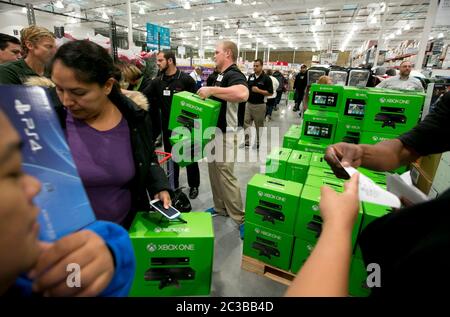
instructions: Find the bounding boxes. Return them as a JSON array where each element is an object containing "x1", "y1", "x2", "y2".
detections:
[{"x1": 50, "y1": 40, "x2": 171, "y2": 229}]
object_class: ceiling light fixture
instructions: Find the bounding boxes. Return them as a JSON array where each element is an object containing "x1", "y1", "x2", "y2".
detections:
[
  {"x1": 183, "y1": 2, "x2": 191, "y2": 10},
  {"x1": 208, "y1": 16, "x2": 215, "y2": 21},
  {"x1": 404, "y1": 24, "x2": 411, "y2": 30},
  {"x1": 252, "y1": 12, "x2": 259, "y2": 18},
  {"x1": 102, "y1": 11, "x2": 108, "y2": 20},
  {"x1": 235, "y1": 0, "x2": 242, "y2": 4},
  {"x1": 396, "y1": 29, "x2": 402, "y2": 35},
  {"x1": 139, "y1": 7, "x2": 145, "y2": 15},
  {"x1": 54, "y1": 0, "x2": 64, "y2": 9},
  {"x1": 264, "y1": 21, "x2": 270, "y2": 27},
  {"x1": 438, "y1": 32, "x2": 444, "y2": 38},
  {"x1": 313, "y1": 7, "x2": 320, "y2": 16}
]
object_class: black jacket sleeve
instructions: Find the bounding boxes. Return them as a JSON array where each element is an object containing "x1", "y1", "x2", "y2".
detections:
[
  {"x1": 142, "y1": 112, "x2": 171, "y2": 196},
  {"x1": 398, "y1": 91, "x2": 450, "y2": 155}
]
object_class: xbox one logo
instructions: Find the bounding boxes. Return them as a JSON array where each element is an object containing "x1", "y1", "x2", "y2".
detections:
[
  {"x1": 255, "y1": 228, "x2": 261, "y2": 234},
  {"x1": 372, "y1": 136, "x2": 379, "y2": 142},
  {"x1": 147, "y1": 243, "x2": 157, "y2": 253},
  {"x1": 154, "y1": 227, "x2": 162, "y2": 233},
  {"x1": 379, "y1": 97, "x2": 386, "y2": 103},
  {"x1": 312, "y1": 204, "x2": 319, "y2": 211},
  {"x1": 181, "y1": 101, "x2": 186, "y2": 106},
  {"x1": 257, "y1": 191, "x2": 263, "y2": 197}
]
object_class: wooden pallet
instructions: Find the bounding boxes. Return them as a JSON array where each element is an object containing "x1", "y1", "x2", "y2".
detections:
[{"x1": 241, "y1": 255, "x2": 296, "y2": 286}]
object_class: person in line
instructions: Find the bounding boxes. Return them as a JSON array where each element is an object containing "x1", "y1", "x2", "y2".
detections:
[
  {"x1": 376, "y1": 61, "x2": 424, "y2": 91},
  {"x1": 118, "y1": 62, "x2": 162, "y2": 146},
  {"x1": 50, "y1": 40, "x2": 171, "y2": 228},
  {"x1": 196, "y1": 41, "x2": 249, "y2": 238},
  {"x1": 147, "y1": 50, "x2": 201, "y2": 199},
  {"x1": 293, "y1": 64, "x2": 308, "y2": 112},
  {"x1": 0, "y1": 33, "x2": 21, "y2": 64},
  {"x1": 0, "y1": 26, "x2": 56, "y2": 84},
  {"x1": 190, "y1": 66, "x2": 203, "y2": 91},
  {"x1": 242, "y1": 59, "x2": 273, "y2": 150},
  {"x1": 0, "y1": 110, "x2": 135, "y2": 297},
  {"x1": 265, "y1": 69, "x2": 279, "y2": 122}
]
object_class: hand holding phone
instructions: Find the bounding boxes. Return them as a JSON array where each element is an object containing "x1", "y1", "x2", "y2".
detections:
[{"x1": 150, "y1": 199, "x2": 181, "y2": 219}]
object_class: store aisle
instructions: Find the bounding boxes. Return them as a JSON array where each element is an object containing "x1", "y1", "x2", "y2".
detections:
[{"x1": 177, "y1": 96, "x2": 301, "y2": 296}]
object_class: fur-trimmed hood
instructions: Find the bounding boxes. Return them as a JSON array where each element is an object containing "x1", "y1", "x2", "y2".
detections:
[{"x1": 23, "y1": 76, "x2": 149, "y2": 111}]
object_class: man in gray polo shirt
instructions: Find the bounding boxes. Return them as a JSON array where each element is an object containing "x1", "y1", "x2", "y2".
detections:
[{"x1": 376, "y1": 61, "x2": 424, "y2": 91}]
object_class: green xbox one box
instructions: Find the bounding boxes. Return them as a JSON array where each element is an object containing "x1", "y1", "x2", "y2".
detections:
[
  {"x1": 243, "y1": 222, "x2": 294, "y2": 271},
  {"x1": 246, "y1": 173, "x2": 303, "y2": 235},
  {"x1": 129, "y1": 212, "x2": 214, "y2": 296}
]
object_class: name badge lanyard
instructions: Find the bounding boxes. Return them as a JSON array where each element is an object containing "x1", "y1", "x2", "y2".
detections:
[{"x1": 163, "y1": 71, "x2": 182, "y2": 97}]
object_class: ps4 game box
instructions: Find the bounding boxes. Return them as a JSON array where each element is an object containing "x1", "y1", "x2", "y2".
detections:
[{"x1": 0, "y1": 85, "x2": 96, "y2": 241}]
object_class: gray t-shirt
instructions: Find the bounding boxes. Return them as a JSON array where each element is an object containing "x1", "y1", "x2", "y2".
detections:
[{"x1": 376, "y1": 75, "x2": 424, "y2": 91}]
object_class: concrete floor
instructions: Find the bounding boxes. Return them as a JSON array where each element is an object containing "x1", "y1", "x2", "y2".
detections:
[{"x1": 176, "y1": 95, "x2": 301, "y2": 296}]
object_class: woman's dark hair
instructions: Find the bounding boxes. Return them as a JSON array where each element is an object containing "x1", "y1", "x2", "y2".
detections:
[{"x1": 51, "y1": 40, "x2": 122, "y2": 103}]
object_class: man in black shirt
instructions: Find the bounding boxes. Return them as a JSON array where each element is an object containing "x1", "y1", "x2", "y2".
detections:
[
  {"x1": 197, "y1": 41, "x2": 249, "y2": 238},
  {"x1": 147, "y1": 51, "x2": 200, "y2": 199},
  {"x1": 0, "y1": 33, "x2": 21, "y2": 64},
  {"x1": 242, "y1": 59, "x2": 273, "y2": 150},
  {"x1": 293, "y1": 64, "x2": 308, "y2": 112}
]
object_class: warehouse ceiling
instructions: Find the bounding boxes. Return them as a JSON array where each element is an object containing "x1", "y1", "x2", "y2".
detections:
[{"x1": 0, "y1": 0, "x2": 448, "y2": 52}]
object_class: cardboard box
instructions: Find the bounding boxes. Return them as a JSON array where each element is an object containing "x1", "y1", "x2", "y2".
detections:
[
  {"x1": 265, "y1": 147, "x2": 292, "y2": 179},
  {"x1": 301, "y1": 110, "x2": 339, "y2": 145},
  {"x1": 0, "y1": 86, "x2": 96, "y2": 242},
  {"x1": 296, "y1": 139, "x2": 328, "y2": 154},
  {"x1": 285, "y1": 150, "x2": 311, "y2": 184},
  {"x1": 309, "y1": 152, "x2": 332, "y2": 170},
  {"x1": 294, "y1": 185, "x2": 362, "y2": 246},
  {"x1": 418, "y1": 153, "x2": 442, "y2": 180},
  {"x1": 305, "y1": 174, "x2": 345, "y2": 190},
  {"x1": 334, "y1": 120, "x2": 362, "y2": 144},
  {"x1": 429, "y1": 152, "x2": 450, "y2": 196},
  {"x1": 307, "y1": 166, "x2": 339, "y2": 179},
  {"x1": 245, "y1": 174, "x2": 303, "y2": 235},
  {"x1": 290, "y1": 238, "x2": 315, "y2": 274},
  {"x1": 308, "y1": 84, "x2": 344, "y2": 113},
  {"x1": 349, "y1": 257, "x2": 371, "y2": 297},
  {"x1": 410, "y1": 163, "x2": 433, "y2": 195},
  {"x1": 354, "y1": 202, "x2": 392, "y2": 259},
  {"x1": 168, "y1": 91, "x2": 221, "y2": 138},
  {"x1": 243, "y1": 222, "x2": 295, "y2": 271},
  {"x1": 283, "y1": 129, "x2": 301, "y2": 149},
  {"x1": 363, "y1": 90, "x2": 425, "y2": 135},
  {"x1": 338, "y1": 86, "x2": 368, "y2": 125},
  {"x1": 169, "y1": 134, "x2": 203, "y2": 167},
  {"x1": 129, "y1": 212, "x2": 214, "y2": 296}
]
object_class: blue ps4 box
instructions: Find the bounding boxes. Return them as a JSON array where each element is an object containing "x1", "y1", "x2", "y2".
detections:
[{"x1": 0, "y1": 85, "x2": 96, "y2": 241}]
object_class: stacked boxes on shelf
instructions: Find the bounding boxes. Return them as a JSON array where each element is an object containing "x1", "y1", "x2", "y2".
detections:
[{"x1": 242, "y1": 85, "x2": 425, "y2": 295}]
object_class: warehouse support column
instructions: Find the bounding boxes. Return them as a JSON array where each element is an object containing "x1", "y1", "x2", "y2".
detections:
[
  {"x1": 126, "y1": 0, "x2": 133, "y2": 49},
  {"x1": 415, "y1": 0, "x2": 438, "y2": 69}
]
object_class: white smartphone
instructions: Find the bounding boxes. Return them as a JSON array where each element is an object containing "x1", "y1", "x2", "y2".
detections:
[{"x1": 150, "y1": 199, "x2": 181, "y2": 219}]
